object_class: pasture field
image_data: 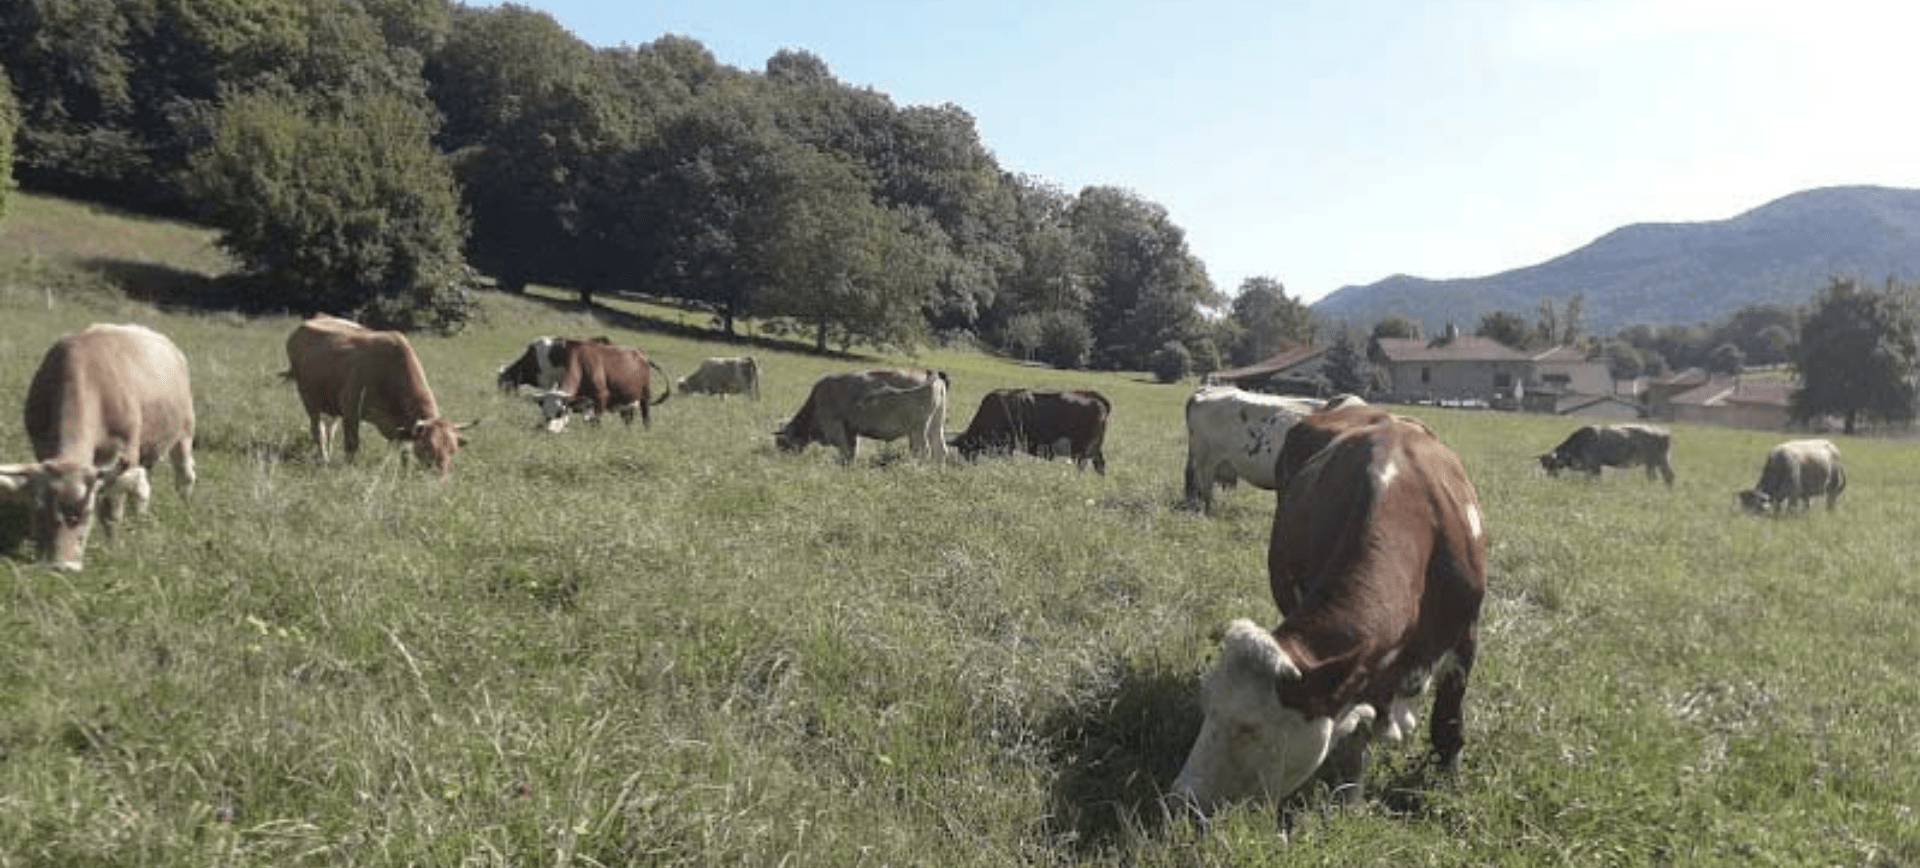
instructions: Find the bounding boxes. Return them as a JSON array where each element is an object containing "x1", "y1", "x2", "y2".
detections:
[{"x1": 1, "y1": 199, "x2": 1917, "y2": 866}]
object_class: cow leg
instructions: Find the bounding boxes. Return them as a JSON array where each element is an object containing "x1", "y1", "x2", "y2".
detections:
[
  {"x1": 1323, "y1": 727, "x2": 1372, "y2": 804},
  {"x1": 169, "y1": 438, "x2": 197, "y2": 500},
  {"x1": 1429, "y1": 628, "x2": 1477, "y2": 772},
  {"x1": 1657, "y1": 461, "x2": 1675, "y2": 487},
  {"x1": 835, "y1": 424, "x2": 858, "y2": 463},
  {"x1": 309, "y1": 415, "x2": 333, "y2": 463}
]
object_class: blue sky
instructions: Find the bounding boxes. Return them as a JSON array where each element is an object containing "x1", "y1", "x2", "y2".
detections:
[{"x1": 519, "y1": 0, "x2": 1920, "y2": 305}]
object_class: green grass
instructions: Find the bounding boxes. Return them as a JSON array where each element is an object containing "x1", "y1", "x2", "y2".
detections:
[{"x1": 0, "y1": 197, "x2": 1916, "y2": 866}]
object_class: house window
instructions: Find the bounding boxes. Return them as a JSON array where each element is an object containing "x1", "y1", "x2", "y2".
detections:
[
  {"x1": 1421, "y1": 366, "x2": 1432, "y2": 384},
  {"x1": 1493, "y1": 372, "x2": 1512, "y2": 390}
]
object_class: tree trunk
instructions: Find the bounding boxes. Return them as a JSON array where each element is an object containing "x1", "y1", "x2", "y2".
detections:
[
  {"x1": 720, "y1": 303, "x2": 736, "y2": 336},
  {"x1": 1844, "y1": 409, "x2": 1857, "y2": 435},
  {"x1": 814, "y1": 318, "x2": 829, "y2": 353}
]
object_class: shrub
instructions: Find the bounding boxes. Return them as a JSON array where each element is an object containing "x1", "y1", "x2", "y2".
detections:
[{"x1": 1149, "y1": 340, "x2": 1192, "y2": 383}]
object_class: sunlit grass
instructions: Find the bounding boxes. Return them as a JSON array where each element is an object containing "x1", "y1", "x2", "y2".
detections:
[{"x1": 0, "y1": 201, "x2": 1915, "y2": 865}]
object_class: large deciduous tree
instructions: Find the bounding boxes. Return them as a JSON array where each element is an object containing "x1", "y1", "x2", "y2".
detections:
[
  {"x1": 187, "y1": 88, "x2": 471, "y2": 328},
  {"x1": 1227, "y1": 276, "x2": 1314, "y2": 365},
  {"x1": 1070, "y1": 186, "x2": 1220, "y2": 369},
  {"x1": 0, "y1": 62, "x2": 16, "y2": 214},
  {"x1": 1791, "y1": 277, "x2": 1919, "y2": 433}
]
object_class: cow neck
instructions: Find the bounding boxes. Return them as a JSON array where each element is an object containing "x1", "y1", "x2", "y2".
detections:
[{"x1": 1270, "y1": 576, "x2": 1393, "y2": 720}]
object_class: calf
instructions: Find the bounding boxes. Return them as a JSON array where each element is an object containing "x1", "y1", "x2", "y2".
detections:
[
  {"x1": 948, "y1": 388, "x2": 1111, "y2": 473},
  {"x1": 1538, "y1": 423, "x2": 1675, "y2": 486},
  {"x1": 1172, "y1": 405, "x2": 1487, "y2": 817},
  {"x1": 776, "y1": 368, "x2": 949, "y2": 462},
  {"x1": 0, "y1": 324, "x2": 197, "y2": 571},
  {"x1": 285, "y1": 315, "x2": 471, "y2": 477},
  {"x1": 1737, "y1": 438, "x2": 1845, "y2": 514}
]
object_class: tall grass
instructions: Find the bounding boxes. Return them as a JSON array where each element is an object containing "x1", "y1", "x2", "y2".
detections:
[{"x1": 0, "y1": 199, "x2": 1915, "y2": 865}]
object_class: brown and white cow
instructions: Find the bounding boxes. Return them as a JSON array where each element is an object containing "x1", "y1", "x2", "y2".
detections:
[
  {"x1": 676, "y1": 356, "x2": 760, "y2": 399},
  {"x1": 1538, "y1": 423, "x2": 1675, "y2": 486},
  {"x1": 775, "y1": 368, "x2": 949, "y2": 462},
  {"x1": 525, "y1": 340, "x2": 671, "y2": 432},
  {"x1": 1737, "y1": 438, "x2": 1845, "y2": 514},
  {"x1": 1183, "y1": 385, "x2": 1362, "y2": 512},
  {"x1": 495, "y1": 336, "x2": 611, "y2": 394},
  {"x1": 0, "y1": 324, "x2": 197, "y2": 571},
  {"x1": 1171, "y1": 404, "x2": 1487, "y2": 817},
  {"x1": 285, "y1": 315, "x2": 471, "y2": 478},
  {"x1": 948, "y1": 388, "x2": 1111, "y2": 473}
]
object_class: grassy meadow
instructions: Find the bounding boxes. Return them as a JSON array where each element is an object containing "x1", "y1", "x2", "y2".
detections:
[{"x1": 1, "y1": 195, "x2": 1916, "y2": 866}]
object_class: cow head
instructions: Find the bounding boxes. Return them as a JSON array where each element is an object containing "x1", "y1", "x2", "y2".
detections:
[
  {"x1": 532, "y1": 389, "x2": 595, "y2": 432},
  {"x1": 1736, "y1": 489, "x2": 1772, "y2": 513},
  {"x1": 0, "y1": 457, "x2": 135, "y2": 571},
  {"x1": 773, "y1": 420, "x2": 813, "y2": 452},
  {"x1": 1537, "y1": 450, "x2": 1571, "y2": 476},
  {"x1": 1170, "y1": 619, "x2": 1375, "y2": 815},
  {"x1": 497, "y1": 337, "x2": 562, "y2": 393},
  {"x1": 404, "y1": 418, "x2": 472, "y2": 478}
]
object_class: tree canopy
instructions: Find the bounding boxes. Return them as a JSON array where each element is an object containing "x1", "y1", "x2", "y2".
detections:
[
  {"x1": 0, "y1": 1, "x2": 1229, "y2": 357},
  {"x1": 1791, "y1": 277, "x2": 1918, "y2": 433}
]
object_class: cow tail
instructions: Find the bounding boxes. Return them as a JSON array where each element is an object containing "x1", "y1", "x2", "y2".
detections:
[{"x1": 648, "y1": 359, "x2": 672, "y2": 406}]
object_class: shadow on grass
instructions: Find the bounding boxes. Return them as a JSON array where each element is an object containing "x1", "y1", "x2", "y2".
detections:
[
  {"x1": 509, "y1": 290, "x2": 880, "y2": 362},
  {"x1": 1040, "y1": 660, "x2": 1201, "y2": 853}
]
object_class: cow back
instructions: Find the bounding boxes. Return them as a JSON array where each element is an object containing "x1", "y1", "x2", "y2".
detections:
[{"x1": 25, "y1": 324, "x2": 195, "y2": 465}]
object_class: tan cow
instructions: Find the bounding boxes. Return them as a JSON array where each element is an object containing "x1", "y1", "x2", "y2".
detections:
[
  {"x1": 285, "y1": 315, "x2": 471, "y2": 477},
  {"x1": 1738, "y1": 438, "x2": 1845, "y2": 514},
  {"x1": 0, "y1": 324, "x2": 197, "y2": 571},
  {"x1": 775, "y1": 368, "x2": 949, "y2": 462}
]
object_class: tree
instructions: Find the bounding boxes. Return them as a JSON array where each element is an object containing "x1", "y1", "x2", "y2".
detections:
[
  {"x1": 1149, "y1": 340, "x2": 1192, "y2": 383},
  {"x1": 1069, "y1": 186, "x2": 1221, "y2": 369},
  {"x1": 1322, "y1": 329, "x2": 1371, "y2": 395},
  {"x1": 1227, "y1": 276, "x2": 1314, "y2": 365},
  {"x1": 1606, "y1": 342, "x2": 1646, "y2": 380},
  {"x1": 1475, "y1": 310, "x2": 1533, "y2": 349},
  {"x1": 1791, "y1": 277, "x2": 1919, "y2": 433},
  {"x1": 1707, "y1": 342, "x2": 1745, "y2": 375},
  {"x1": 187, "y1": 88, "x2": 472, "y2": 328},
  {"x1": 0, "y1": 63, "x2": 16, "y2": 215},
  {"x1": 1371, "y1": 315, "x2": 1421, "y2": 340}
]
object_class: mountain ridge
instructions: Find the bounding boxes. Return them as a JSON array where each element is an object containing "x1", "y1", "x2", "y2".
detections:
[{"x1": 1310, "y1": 185, "x2": 1920, "y2": 335}]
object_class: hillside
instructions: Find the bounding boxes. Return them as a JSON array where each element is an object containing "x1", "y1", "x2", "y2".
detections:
[{"x1": 1311, "y1": 185, "x2": 1920, "y2": 335}]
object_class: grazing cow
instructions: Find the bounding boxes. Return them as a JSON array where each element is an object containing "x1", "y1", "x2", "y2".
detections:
[
  {"x1": 0, "y1": 324, "x2": 197, "y2": 571},
  {"x1": 1538, "y1": 423, "x2": 1675, "y2": 486},
  {"x1": 677, "y1": 356, "x2": 761, "y2": 399},
  {"x1": 495, "y1": 336, "x2": 612, "y2": 394},
  {"x1": 1183, "y1": 385, "x2": 1362, "y2": 511},
  {"x1": 1172, "y1": 404, "x2": 1487, "y2": 817},
  {"x1": 776, "y1": 368, "x2": 949, "y2": 462},
  {"x1": 285, "y1": 315, "x2": 472, "y2": 478},
  {"x1": 948, "y1": 388, "x2": 1112, "y2": 473},
  {"x1": 1737, "y1": 439, "x2": 1845, "y2": 514},
  {"x1": 526, "y1": 341, "x2": 671, "y2": 432}
]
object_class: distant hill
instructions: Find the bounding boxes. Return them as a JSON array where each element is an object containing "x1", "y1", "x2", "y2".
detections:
[{"x1": 1310, "y1": 185, "x2": 1920, "y2": 336}]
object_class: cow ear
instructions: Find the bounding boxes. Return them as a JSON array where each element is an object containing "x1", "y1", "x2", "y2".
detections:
[
  {"x1": 1334, "y1": 704, "x2": 1377, "y2": 738},
  {"x1": 1221, "y1": 618, "x2": 1301, "y2": 682},
  {"x1": 0, "y1": 463, "x2": 41, "y2": 495}
]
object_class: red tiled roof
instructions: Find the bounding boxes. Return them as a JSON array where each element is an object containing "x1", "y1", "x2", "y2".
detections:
[
  {"x1": 1668, "y1": 377, "x2": 1793, "y2": 407},
  {"x1": 1373, "y1": 335, "x2": 1531, "y2": 363},
  {"x1": 1208, "y1": 343, "x2": 1326, "y2": 380},
  {"x1": 1531, "y1": 345, "x2": 1589, "y2": 363}
]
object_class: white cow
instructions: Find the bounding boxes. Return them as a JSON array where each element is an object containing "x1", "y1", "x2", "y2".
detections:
[
  {"x1": 1183, "y1": 385, "x2": 1359, "y2": 511},
  {"x1": 676, "y1": 356, "x2": 760, "y2": 399}
]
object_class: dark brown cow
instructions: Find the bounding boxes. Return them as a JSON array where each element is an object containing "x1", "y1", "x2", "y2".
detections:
[
  {"x1": 948, "y1": 388, "x2": 1111, "y2": 473},
  {"x1": 1538, "y1": 423, "x2": 1675, "y2": 486},
  {"x1": 285, "y1": 315, "x2": 471, "y2": 478},
  {"x1": 1737, "y1": 438, "x2": 1845, "y2": 514},
  {"x1": 530, "y1": 340, "x2": 671, "y2": 431},
  {"x1": 0, "y1": 324, "x2": 197, "y2": 571},
  {"x1": 1172, "y1": 404, "x2": 1487, "y2": 816}
]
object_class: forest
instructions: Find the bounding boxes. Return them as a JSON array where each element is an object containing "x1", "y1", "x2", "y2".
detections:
[{"x1": 0, "y1": 0, "x2": 1327, "y2": 372}]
